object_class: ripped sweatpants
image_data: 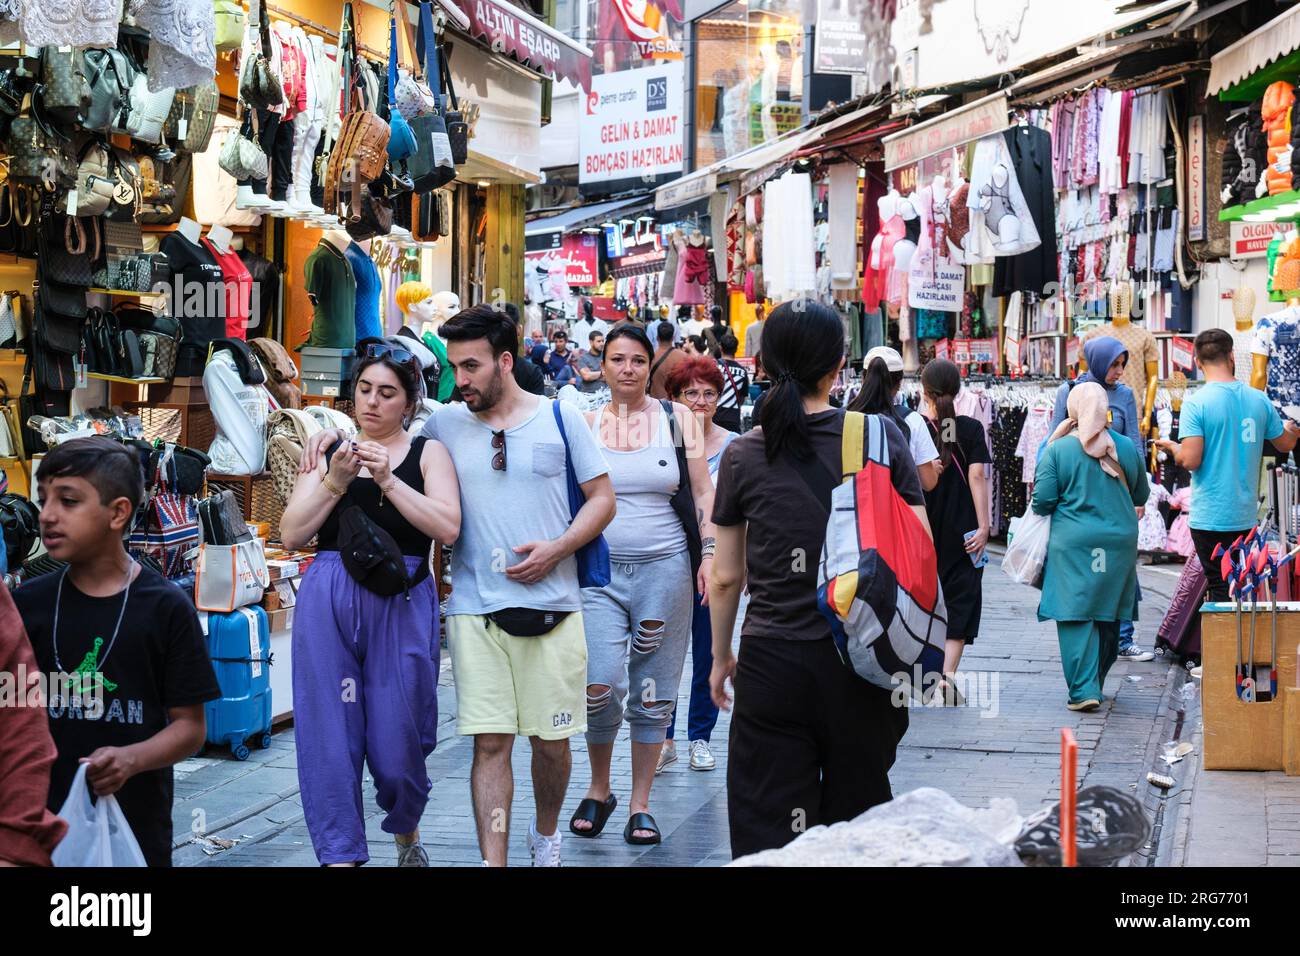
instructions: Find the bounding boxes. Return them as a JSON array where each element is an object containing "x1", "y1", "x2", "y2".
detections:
[{"x1": 581, "y1": 550, "x2": 694, "y2": 746}]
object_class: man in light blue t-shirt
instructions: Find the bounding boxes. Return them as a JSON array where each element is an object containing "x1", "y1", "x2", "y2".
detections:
[{"x1": 1157, "y1": 329, "x2": 1299, "y2": 603}]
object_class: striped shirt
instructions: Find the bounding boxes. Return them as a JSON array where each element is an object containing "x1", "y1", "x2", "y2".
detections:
[{"x1": 717, "y1": 359, "x2": 750, "y2": 411}]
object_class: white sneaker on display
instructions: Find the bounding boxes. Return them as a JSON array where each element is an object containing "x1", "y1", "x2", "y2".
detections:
[
  {"x1": 261, "y1": 200, "x2": 289, "y2": 216},
  {"x1": 236, "y1": 185, "x2": 272, "y2": 210},
  {"x1": 527, "y1": 818, "x2": 561, "y2": 867}
]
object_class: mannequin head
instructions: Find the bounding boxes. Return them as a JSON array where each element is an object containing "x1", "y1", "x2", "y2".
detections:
[{"x1": 396, "y1": 281, "x2": 434, "y2": 321}]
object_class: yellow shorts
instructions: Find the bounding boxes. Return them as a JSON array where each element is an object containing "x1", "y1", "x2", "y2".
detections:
[{"x1": 447, "y1": 612, "x2": 588, "y2": 740}]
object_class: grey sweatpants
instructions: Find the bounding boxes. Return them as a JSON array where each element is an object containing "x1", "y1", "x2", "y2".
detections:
[{"x1": 581, "y1": 550, "x2": 694, "y2": 746}]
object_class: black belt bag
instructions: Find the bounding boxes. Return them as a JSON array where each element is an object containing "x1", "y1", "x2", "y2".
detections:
[{"x1": 486, "y1": 607, "x2": 570, "y2": 638}]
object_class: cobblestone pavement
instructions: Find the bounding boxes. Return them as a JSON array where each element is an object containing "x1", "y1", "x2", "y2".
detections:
[{"x1": 172, "y1": 556, "x2": 1243, "y2": 867}]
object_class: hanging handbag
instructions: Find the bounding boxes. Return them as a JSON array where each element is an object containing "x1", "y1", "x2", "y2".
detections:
[
  {"x1": 165, "y1": 82, "x2": 220, "y2": 154},
  {"x1": 39, "y1": 46, "x2": 92, "y2": 126},
  {"x1": 344, "y1": 183, "x2": 393, "y2": 241},
  {"x1": 439, "y1": 46, "x2": 468, "y2": 166},
  {"x1": 394, "y1": 3, "x2": 438, "y2": 119},
  {"x1": 123, "y1": 72, "x2": 176, "y2": 145},
  {"x1": 105, "y1": 147, "x2": 142, "y2": 222},
  {"x1": 5, "y1": 95, "x2": 75, "y2": 187},
  {"x1": 198, "y1": 489, "x2": 251, "y2": 545},
  {"x1": 214, "y1": 0, "x2": 246, "y2": 52},
  {"x1": 82, "y1": 48, "x2": 136, "y2": 134},
  {"x1": 219, "y1": 111, "x2": 269, "y2": 181},
  {"x1": 38, "y1": 197, "x2": 99, "y2": 288},
  {"x1": 386, "y1": 17, "x2": 416, "y2": 163},
  {"x1": 67, "y1": 137, "x2": 115, "y2": 216},
  {"x1": 408, "y1": 6, "x2": 454, "y2": 190},
  {"x1": 238, "y1": 0, "x2": 286, "y2": 110},
  {"x1": 127, "y1": 490, "x2": 200, "y2": 579},
  {"x1": 324, "y1": 3, "x2": 390, "y2": 215}
]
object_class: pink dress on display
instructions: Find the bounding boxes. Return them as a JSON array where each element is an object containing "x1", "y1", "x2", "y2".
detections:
[{"x1": 672, "y1": 236, "x2": 708, "y2": 305}]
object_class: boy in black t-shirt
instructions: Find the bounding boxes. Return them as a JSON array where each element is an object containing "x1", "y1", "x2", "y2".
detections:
[{"x1": 14, "y1": 437, "x2": 219, "y2": 867}]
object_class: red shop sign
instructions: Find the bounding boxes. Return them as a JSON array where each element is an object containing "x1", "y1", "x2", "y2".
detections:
[{"x1": 561, "y1": 234, "x2": 599, "y2": 287}]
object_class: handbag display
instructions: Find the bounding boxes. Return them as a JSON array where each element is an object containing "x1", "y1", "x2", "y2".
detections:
[
  {"x1": 195, "y1": 536, "x2": 269, "y2": 612},
  {"x1": 385, "y1": 13, "x2": 416, "y2": 162},
  {"x1": 214, "y1": 0, "x2": 246, "y2": 52},
  {"x1": 40, "y1": 46, "x2": 92, "y2": 126},
  {"x1": 127, "y1": 489, "x2": 199, "y2": 579},
  {"x1": 439, "y1": 46, "x2": 468, "y2": 166},
  {"x1": 198, "y1": 489, "x2": 252, "y2": 546},
  {"x1": 122, "y1": 73, "x2": 175, "y2": 145},
  {"x1": 37, "y1": 200, "x2": 99, "y2": 288},
  {"x1": 238, "y1": 0, "x2": 286, "y2": 110},
  {"x1": 94, "y1": 252, "x2": 169, "y2": 294},
  {"x1": 407, "y1": 5, "x2": 454, "y2": 191},
  {"x1": 68, "y1": 138, "x2": 115, "y2": 216},
  {"x1": 104, "y1": 147, "x2": 142, "y2": 222},
  {"x1": 219, "y1": 112, "x2": 269, "y2": 181},
  {"x1": 394, "y1": 3, "x2": 438, "y2": 119},
  {"x1": 5, "y1": 98, "x2": 75, "y2": 187},
  {"x1": 83, "y1": 48, "x2": 136, "y2": 134},
  {"x1": 164, "y1": 82, "x2": 219, "y2": 154},
  {"x1": 324, "y1": 4, "x2": 390, "y2": 216},
  {"x1": 138, "y1": 153, "x2": 190, "y2": 226},
  {"x1": 344, "y1": 183, "x2": 394, "y2": 241}
]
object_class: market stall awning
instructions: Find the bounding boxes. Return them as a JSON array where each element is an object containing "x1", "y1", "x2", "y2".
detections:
[
  {"x1": 882, "y1": 91, "x2": 1009, "y2": 172},
  {"x1": 451, "y1": 0, "x2": 593, "y2": 91},
  {"x1": 526, "y1": 196, "x2": 651, "y2": 237},
  {"x1": 1208, "y1": 2, "x2": 1300, "y2": 99},
  {"x1": 655, "y1": 126, "x2": 829, "y2": 211}
]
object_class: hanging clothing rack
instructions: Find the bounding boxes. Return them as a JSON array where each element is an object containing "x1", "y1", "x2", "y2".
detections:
[{"x1": 265, "y1": 2, "x2": 391, "y2": 60}]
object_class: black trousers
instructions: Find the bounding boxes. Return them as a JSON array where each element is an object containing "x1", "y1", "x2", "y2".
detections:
[
  {"x1": 726, "y1": 635, "x2": 908, "y2": 859},
  {"x1": 1191, "y1": 527, "x2": 1254, "y2": 604}
]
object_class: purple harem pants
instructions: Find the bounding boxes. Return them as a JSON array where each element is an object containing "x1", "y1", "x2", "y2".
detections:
[{"x1": 292, "y1": 551, "x2": 439, "y2": 864}]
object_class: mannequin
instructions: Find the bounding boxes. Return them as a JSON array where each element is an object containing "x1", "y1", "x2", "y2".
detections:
[
  {"x1": 303, "y1": 230, "x2": 358, "y2": 350},
  {"x1": 1231, "y1": 285, "x2": 1262, "y2": 386},
  {"x1": 866, "y1": 190, "x2": 904, "y2": 308},
  {"x1": 163, "y1": 217, "x2": 226, "y2": 371},
  {"x1": 893, "y1": 196, "x2": 920, "y2": 273},
  {"x1": 1079, "y1": 281, "x2": 1158, "y2": 437},
  {"x1": 571, "y1": 298, "x2": 608, "y2": 351},
  {"x1": 396, "y1": 281, "x2": 454, "y2": 401},
  {"x1": 1252, "y1": 242, "x2": 1300, "y2": 419},
  {"x1": 744, "y1": 302, "x2": 766, "y2": 357},
  {"x1": 344, "y1": 237, "x2": 382, "y2": 342},
  {"x1": 202, "y1": 224, "x2": 252, "y2": 339}
]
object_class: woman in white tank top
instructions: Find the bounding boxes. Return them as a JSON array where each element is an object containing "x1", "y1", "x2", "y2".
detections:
[{"x1": 568, "y1": 324, "x2": 717, "y2": 846}]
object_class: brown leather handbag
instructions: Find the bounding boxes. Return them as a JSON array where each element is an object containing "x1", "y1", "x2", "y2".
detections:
[{"x1": 324, "y1": 2, "x2": 389, "y2": 217}]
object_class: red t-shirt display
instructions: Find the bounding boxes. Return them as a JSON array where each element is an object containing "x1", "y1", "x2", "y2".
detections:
[{"x1": 202, "y1": 238, "x2": 253, "y2": 339}]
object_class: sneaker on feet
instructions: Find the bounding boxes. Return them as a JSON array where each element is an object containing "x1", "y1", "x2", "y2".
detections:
[
  {"x1": 1067, "y1": 698, "x2": 1101, "y2": 712},
  {"x1": 396, "y1": 841, "x2": 428, "y2": 867},
  {"x1": 1119, "y1": 644, "x2": 1155, "y2": 662},
  {"x1": 688, "y1": 739, "x2": 715, "y2": 771},
  {"x1": 527, "y1": 818, "x2": 561, "y2": 867},
  {"x1": 655, "y1": 740, "x2": 677, "y2": 774}
]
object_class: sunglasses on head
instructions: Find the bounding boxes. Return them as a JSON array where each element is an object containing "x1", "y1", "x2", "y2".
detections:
[{"x1": 364, "y1": 342, "x2": 418, "y2": 367}]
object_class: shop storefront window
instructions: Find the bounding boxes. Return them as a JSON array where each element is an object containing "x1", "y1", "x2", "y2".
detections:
[{"x1": 695, "y1": 0, "x2": 805, "y2": 168}]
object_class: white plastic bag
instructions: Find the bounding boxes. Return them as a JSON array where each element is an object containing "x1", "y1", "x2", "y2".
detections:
[
  {"x1": 51, "y1": 764, "x2": 147, "y2": 867},
  {"x1": 1002, "y1": 509, "x2": 1050, "y2": 589}
]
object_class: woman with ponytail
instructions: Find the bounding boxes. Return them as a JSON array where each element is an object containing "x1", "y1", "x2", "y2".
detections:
[
  {"x1": 707, "y1": 300, "x2": 929, "y2": 858},
  {"x1": 918, "y1": 359, "x2": 991, "y2": 696},
  {"x1": 849, "y1": 346, "x2": 941, "y2": 491}
]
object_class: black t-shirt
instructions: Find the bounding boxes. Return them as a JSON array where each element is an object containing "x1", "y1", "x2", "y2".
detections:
[
  {"x1": 161, "y1": 233, "x2": 227, "y2": 375},
  {"x1": 513, "y1": 355, "x2": 546, "y2": 395},
  {"x1": 317, "y1": 437, "x2": 434, "y2": 557},
  {"x1": 712, "y1": 408, "x2": 924, "y2": 641},
  {"x1": 15, "y1": 564, "x2": 220, "y2": 867},
  {"x1": 923, "y1": 415, "x2": 992, "y2": 570}
]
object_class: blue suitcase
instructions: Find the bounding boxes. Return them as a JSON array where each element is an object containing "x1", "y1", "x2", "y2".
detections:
[{"x1": 201, "y1": 606, "x2": 274, "y2": 760}]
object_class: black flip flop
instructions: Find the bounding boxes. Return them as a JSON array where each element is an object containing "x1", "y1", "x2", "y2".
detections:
[
  {"x1": 624, "y1": 812, "x2": 661, "y2": 845},
  {"x1": 569, "y1": 794, "x2": 617, "y2": 838}
]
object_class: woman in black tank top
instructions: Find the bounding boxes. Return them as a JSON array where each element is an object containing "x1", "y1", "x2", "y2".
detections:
[{"x1": 279, "y1": 345, "x2": 461, "y2": 867}]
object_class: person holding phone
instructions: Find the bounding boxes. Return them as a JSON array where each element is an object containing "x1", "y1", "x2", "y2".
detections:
[{"x1": 919, "y1": 359, "x2": 991, "y2": 700}]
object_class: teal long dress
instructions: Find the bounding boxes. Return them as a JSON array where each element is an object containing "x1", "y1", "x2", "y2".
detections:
[{"x1": 1032, "y1": 431, "x2": 1149, "y2": 704}]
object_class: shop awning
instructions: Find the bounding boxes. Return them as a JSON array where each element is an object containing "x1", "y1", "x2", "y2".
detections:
[
  {"x1": 450, "y1": 0, "x2": 593, "y2": 91},
  {"x1": 1208, "y1": 2, "x2": 1300, "y2": 100},
  {"x1": 655, "y1": 125, "x2": 830, "y2": 211},
  {"x1": 882, "y1": 91, "x2": 1009, "y2": 171},
  {"x1": 526, "y1": 196, "x2": 651, "y2": 237}
]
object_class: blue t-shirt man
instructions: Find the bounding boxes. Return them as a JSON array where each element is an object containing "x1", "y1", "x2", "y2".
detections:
[{"x1": 1179, "y1": 380, "x2": 1282, "y2": 532}]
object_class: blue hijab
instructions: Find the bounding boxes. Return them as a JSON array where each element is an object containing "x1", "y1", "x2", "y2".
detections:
[{"x1": 1038, "y1": 336, "x2": 1141, "y2": 465}]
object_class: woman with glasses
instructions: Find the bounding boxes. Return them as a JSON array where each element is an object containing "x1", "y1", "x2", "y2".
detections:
[
  {"x1": 280, "y1": 343, "x2": 462, "y2": 867},
  {"x1": 568, "y1": 324, "x2": 716, "y2": 846},
  {"x1": 655, "y1": 356, "x2": 737, "y2": 774}
]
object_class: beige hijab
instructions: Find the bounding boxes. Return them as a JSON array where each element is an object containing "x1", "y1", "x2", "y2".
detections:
[{"x1": 1047, "y1": 381, "x2": 1123, "y2": 480}]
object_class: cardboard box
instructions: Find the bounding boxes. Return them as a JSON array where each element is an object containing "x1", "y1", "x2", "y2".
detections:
[
  {"x1": 267, "y1": 607, "x2": 294, "y2": 633},
  {"x1": 1202, "y1": 606, "x2": 1300, "y2": 771},
  {"x1": 267, "y1": 559, "x2": 300, "y2": 581}
]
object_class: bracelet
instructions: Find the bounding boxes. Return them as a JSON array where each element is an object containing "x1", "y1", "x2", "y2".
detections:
[
  {"x1": 321, "y1": 475, "x2": 346, "y2": 498},
  {"x1": 379, "y1": 477, "x2": 399, "y2": 495}
]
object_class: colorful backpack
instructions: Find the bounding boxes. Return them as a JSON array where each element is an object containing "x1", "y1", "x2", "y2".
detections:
[{"x1": 815, "y1": 411, "x2": 948, "y2": 700}]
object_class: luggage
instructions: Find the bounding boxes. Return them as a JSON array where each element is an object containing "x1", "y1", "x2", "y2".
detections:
[
  {"x1": 200, "y1": 606, "x2": 273, "y2": 761},
  {"x1": 1155, "y1": 557, "x2": 1207, "y2": 661}
]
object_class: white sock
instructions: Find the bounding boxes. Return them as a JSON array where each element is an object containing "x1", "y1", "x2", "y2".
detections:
[{"x1": 531, "y1": 818, "x2": 559, "y2": 843}]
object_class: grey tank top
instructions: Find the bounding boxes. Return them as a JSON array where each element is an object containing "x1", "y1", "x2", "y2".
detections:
[{"x1": 590, "y1": 403, "x2": 687, "y2": 563}]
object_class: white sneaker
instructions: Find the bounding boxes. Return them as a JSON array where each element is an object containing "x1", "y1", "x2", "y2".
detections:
[
  {"x1": 688, "y1": 739, "x2": 716, "y2": 771},
  {"x1": 527, "y1": 818, "x2": 561, "y2": 867},
  {"x1": 236, "y1": 185, "x2": 273, "y2": 209},
  {"x1": 261, "y1": 199, "x2": 289, "y2": 216},
  {"x1": 655, "y1": 740, "x2": 677, "y2": 774},
  {"x1": 1119, "y1": 644, "x2": 1155, "y2": 662}
]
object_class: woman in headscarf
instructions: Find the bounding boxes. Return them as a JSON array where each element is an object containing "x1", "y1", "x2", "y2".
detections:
[
  {"x1": 1037, "y1": 334, "x2": 1151, "y2": 663},
  {"x1": 1033, "y1": 382, "x2": 1149, "y2": 712}
]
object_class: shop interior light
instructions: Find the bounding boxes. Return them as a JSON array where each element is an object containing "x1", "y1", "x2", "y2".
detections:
[
  {"x1": 476, "y1": 179, "x2": 492, "y2": 188},
  {"x1": 580, "y1": 227, "x2": 601, "y2": 234},
  {"x1": 600, "y1": 221, "x2": 617, "y2": 228}
]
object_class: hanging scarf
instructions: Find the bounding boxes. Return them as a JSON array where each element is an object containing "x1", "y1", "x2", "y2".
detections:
[{"x1": 1047, "y1": 380, "x2": 1123, "y2": 480}]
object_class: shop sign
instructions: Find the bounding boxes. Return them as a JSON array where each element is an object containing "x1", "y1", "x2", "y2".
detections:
[
  {"x1": 589, "y1": 296, "x2": 623, "y2": 322},
  {"x1": 935, "y1": 338, "x2": 950, "y2": 360},
  {"x1": 1170, "y1": 336, "x2": 1195, "y2": 372},
  {"x1": 883, "y1": 92, "x2": 1008, "y2": 171},
  {"x1": 524, "y1": 249, "x2": 571, "y2": 303},
  {"x1": 608, "y1": 0, "x2": 682, "y2": 61},
  {"x1": 908, "y1": 263, "x2": 965, "y2": 311},
  {"x1": 655, "y1": 171, "x2": 716, "y2": 210},
  {"x1": 615, "y1": 240, "x2": 665, "y2": 271},
  {"x1": 1188, "y1": 115, "x2": 1205, "y2": 242},
  {"x1": 959, "y1": 338, "x2": 996, "y2": 364},
  {"x1": 525, "y1": 230, "x2": 562, "y2": 253},
  {"x1": 814, "y1": 0, "x2": 870, "y2": 76},
  {"x1": 561, "y1": 234, "x2": 599, "y2": 286},
  {"x1": 580, "y1": 62, "x2": 684, "y2": 185},
  {"x1": 1230, "y1": 221, "x2": 1290, "y2": 259},
  {"x1": 454, "y1": 0, "x2": 592, "y2": 91}
]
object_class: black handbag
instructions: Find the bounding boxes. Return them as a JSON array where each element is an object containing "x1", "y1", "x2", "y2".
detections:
[
  {"x1": 118, "y1": 328, "x2": 144, "y2": 378},
  {"x1": 439, "y1": 46, "x2": 468, "y2": 166},
  {"x1": 40, "y1": 46, "x2": 92, "y2": 126},
  {"x1": 35, "y1": 282, "x2": 86, "y2": 355},
  {"x1": 33, "y1": 333, "x2": 75, "y2": 391},
  {"x1": 152, "y1": 442, "x2": 211, "y2": 496},
  {"x1": 344, "y1": 183, "x2": 394, "y2": 241},
  {"x1": 198, "y1": 489, "x2": 251, "y2": 546},
  {"x1": 337, "y1": 505, "x2": 429, "y2": 599},
  {"x1": 38, "y1": 197, "x2": 100, "y2": 287}
]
